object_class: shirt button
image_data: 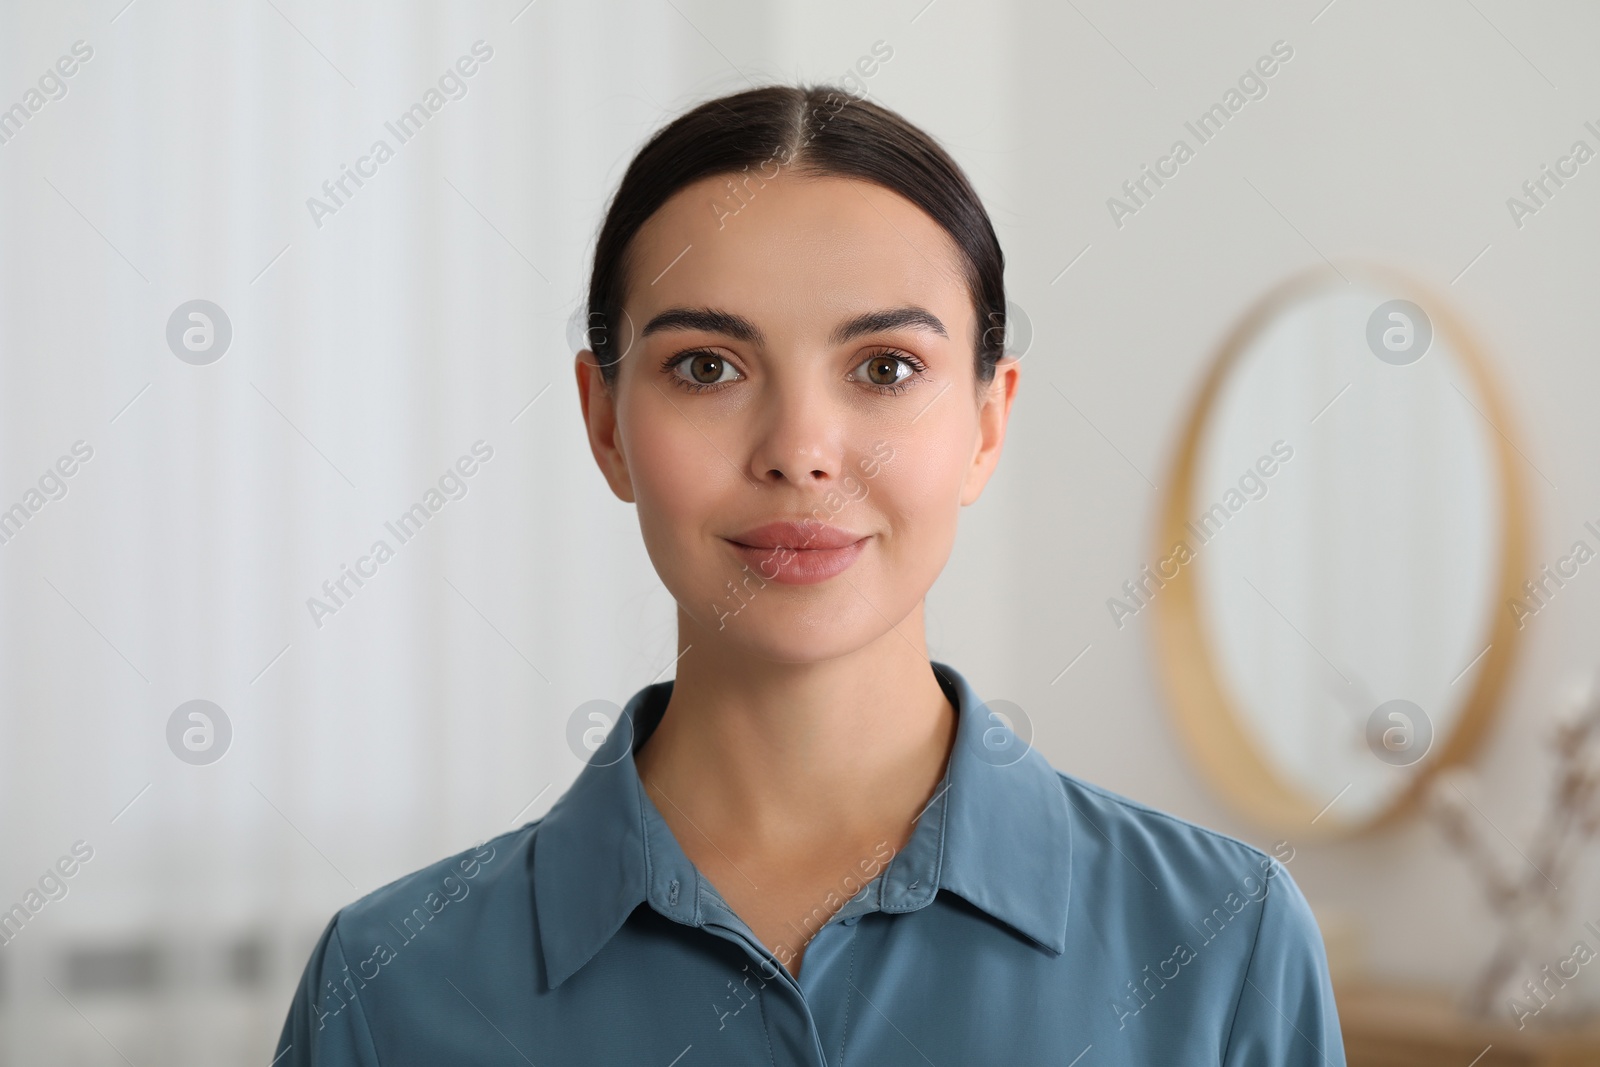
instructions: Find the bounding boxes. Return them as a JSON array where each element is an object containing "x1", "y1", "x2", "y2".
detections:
[{"x1": 842, "y1": 915, "x2": 859, "y2": 926}]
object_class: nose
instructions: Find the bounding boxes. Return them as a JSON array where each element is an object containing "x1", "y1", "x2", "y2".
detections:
[{"x1": 746, "y1": 374, "x2": 846, "y2": 487}]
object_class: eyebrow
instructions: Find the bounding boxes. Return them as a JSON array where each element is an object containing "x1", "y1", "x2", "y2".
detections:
[{"x1": 639, "y1": 306, "x2": 949, "y2": 348}]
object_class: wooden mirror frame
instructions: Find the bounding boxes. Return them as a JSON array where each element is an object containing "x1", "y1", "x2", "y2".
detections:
[{"x1": 1148, "y1": 263, "x2": 1531, "y2": 839}]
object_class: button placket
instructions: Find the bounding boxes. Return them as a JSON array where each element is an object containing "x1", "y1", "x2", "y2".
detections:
[{"x1": 696, "y1": 917, "x2": 832, "y2": 1067}]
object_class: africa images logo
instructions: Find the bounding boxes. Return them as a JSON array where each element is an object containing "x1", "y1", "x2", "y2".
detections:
[
  {"x1": 305, "y1": 41, "x2": 494, "y2": 229},
  {"x1": 311, "y1": 841, "x2": 498, "y2": 1031}
]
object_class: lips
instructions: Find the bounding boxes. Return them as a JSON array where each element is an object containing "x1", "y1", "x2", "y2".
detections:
[
  {"x1": 724, "y1": 520, "x2": 869, "y2": 585},
  {"x1": 728, "y1": 520, "x2": 865, "y2": 551}
]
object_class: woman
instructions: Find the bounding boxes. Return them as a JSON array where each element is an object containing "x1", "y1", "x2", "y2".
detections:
[{"x1": 277, "y1": 83, "x2": 1345, "y2": 1065}]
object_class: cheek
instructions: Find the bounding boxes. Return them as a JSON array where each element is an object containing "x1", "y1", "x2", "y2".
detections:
[
  {"x1": 875, "y1": 418, "x2": 974, "y2": 553},
  {"x1": 629, "y1": 416, "x2": 715, "y2": 517},
  {"x1": 621, "y1": 398, "x2": 738, "y2": 583}
]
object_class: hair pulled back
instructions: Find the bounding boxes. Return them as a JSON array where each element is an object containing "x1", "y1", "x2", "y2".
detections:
[{"x1": 584, "y1": 83, "x2": 1006, "y2": 388}]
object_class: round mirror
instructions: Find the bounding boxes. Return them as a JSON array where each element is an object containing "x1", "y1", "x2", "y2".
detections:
[{"x1": 1150, "y1": 264, "x2": 1529, "y2": 838}]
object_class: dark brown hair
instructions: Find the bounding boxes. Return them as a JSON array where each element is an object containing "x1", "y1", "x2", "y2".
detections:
[{"x1": 584, "y1": 83, "x2": 1006, "y2": 389}]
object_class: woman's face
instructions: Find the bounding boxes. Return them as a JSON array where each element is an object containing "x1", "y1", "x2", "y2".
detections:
[{"x1": 576, "y1": 171, "x2": 1018, "y2": 663}]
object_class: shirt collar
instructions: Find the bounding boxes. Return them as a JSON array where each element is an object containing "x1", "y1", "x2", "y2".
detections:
[{"x1": 532, "y1": 660, "x2": 1074, "y2": 989}]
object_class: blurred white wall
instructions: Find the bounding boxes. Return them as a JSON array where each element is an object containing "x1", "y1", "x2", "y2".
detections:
[{"x1": 2, "y1": 0, "x2": 1598, "y2": 1061}]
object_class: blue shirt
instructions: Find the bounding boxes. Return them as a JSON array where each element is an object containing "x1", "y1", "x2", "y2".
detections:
[{"x1": 276, "y1": 661, "x2": 1345, "y2": 1065}]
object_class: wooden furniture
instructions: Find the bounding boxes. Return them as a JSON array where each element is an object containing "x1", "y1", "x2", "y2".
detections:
[{"x1": 1336, "y1": 982, "x2": 1600, "y2": 1066}]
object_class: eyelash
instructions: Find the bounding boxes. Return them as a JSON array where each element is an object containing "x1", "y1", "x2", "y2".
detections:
[{"x1": 661, "y1": 348, "x2": 929, "y2": 396}]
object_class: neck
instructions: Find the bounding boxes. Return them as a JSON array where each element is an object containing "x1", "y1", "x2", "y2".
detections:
[{"x1": 632, "y1": 602, "x2": 957, "y2": 855}]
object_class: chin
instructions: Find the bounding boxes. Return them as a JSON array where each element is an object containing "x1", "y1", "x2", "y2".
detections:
[
  {"x1": 685, "y1": 593, "x2": 896, "y2": 664},
  {"x1": 738, "y1": 627, "x2": 873, "y2": 665}
]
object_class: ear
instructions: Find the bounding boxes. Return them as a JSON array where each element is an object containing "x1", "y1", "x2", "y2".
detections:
[
  {"x1": 960, "y1": 357, "x2": 1020, "y2": 506},
  {"x1": 574, "y1": 351, "x2": 636, "y2": 503}
]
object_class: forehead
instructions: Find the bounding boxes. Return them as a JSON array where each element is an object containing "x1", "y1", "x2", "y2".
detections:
[{"x1": 622, "y1": 172, "x2": 973, "y2": 342}]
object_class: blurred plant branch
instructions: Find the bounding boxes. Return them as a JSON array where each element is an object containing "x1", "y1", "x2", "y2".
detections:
[{"x1": 1426, "y1": 670, "x2": 1600, "y2": 1021}]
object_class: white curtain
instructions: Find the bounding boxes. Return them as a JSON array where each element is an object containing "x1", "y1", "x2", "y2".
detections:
[{"x1": 0, "y1": 1, "x2": 726, "y2": 1060}]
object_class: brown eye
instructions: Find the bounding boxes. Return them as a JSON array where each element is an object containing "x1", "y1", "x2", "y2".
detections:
[
  {"x1": 849, "y1": 351, "x2": 919, "y2": 390},
  {"x1": 688, "y1": 353, "x2": 725, "y2": 383},
  {"x1": 865, "y1": 356, "x2": 901, "y2": 385},
  {"x1": 667, "y1": 349, "x2": 741, "y2": 390}
]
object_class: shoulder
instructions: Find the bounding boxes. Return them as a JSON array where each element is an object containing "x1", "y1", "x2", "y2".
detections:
[
  {"x1": 329, "y1": 821, "x2": 539, "y2": 945},
  {"x1": 277, "y1": 823, "x2": 546, "y2": 1065},
  {"x1": 1051, "y1": 773, "x2": 1343, "y2": 1062},
  {"x1": 1050, "y1": 768, "x2": 1319, "y2": 957},
  {"x1": 1053, "y1": 769, "x2": 1298, "y2": 882}
]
